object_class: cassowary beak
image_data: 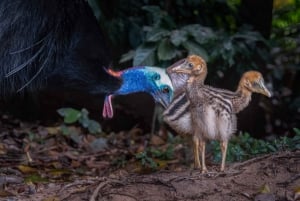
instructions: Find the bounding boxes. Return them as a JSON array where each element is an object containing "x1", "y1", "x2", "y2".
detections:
[
  {"x1": 102, "y1": 66, "x2": 173, "y2": 118},
  {"x1": 152, "y1": 85, "x2": 171, "y2": 108}
]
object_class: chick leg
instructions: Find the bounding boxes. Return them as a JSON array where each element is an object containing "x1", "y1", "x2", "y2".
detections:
[
  {"x1": 199, "y1": 139, "x2": 207, "y2": 173},
  {"x1": 220, "y1": 140, "x2": 228, "y2": 172},
  {"x1": 193, "y1": 136, "x2": 201, "y2": 169}
]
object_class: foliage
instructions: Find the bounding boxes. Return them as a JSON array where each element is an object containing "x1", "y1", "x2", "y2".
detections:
[
  {"x1": 57, "y1": 108, "x2": 101, "y2": 134},
  {"x1": 135, "y1": 133, "x2": 181, "y2": 170},
  {"x1": 119, "y1": 5, "x2": 269, "y2": 79},
  {"x1": 268, "y1": 0, "x2": 300, "y2": 133},
  {"x1": 135, "y1": 151, "x2": 158, "y2": 169},
  {"x1": 210, "y1": 128, "x2": 300, "y2": 163}
]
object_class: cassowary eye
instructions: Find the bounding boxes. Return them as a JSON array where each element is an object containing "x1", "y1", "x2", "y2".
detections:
[
  {"x1": 153, "y1": 73, "x2": 160, "y2": 80},
  {"x1": 162, "y1": 86, "x2": 170, "y2": 94}
]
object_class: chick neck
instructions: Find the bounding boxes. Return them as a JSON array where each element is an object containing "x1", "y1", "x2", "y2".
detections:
[
  {"x1": 187, "y1": 69, "x2": 207, "y2": 87},
  {"x1": 233, "y1": 79, "x2": 253, "y2": 113}
]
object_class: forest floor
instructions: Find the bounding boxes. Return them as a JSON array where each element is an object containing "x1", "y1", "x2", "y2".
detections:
[{"x1": 0, "y1": 114, "x2": 299, "y2": 201}]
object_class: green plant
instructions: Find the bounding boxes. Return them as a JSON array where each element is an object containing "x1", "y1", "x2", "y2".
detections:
[
  {"x1": 135, "y1": 151, "x2": 158, "y2": 169},
  {"x1": 119, "y1": 6, "x2": 269, "y2": 78},
  {"x1": 210, "y1": 129, "x2": 300, "y2": 163},
  {"x1": 57, "y1": 108, "x2": 101, "y2": 134},
  {"x1": 150, "y1": 145, "x2": 174, "y2": 160},
  {"x1": 112, "y1": 156, "x2": 128, "y2": 168}
]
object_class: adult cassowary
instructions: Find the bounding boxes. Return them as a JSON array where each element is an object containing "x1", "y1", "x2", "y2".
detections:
[{"x1": 0, "y1": 0, "x2": 173, "y2": 115}]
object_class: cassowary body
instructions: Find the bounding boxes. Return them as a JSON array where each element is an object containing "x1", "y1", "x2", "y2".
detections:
[
  {"x1": 0, "y1": 0, "x2": 173, "y2": 116},
  {"x1": 166, "y1": 55, "x2": 271, "y2": 172}
]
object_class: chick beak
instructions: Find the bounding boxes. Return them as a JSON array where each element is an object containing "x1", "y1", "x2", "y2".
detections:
[
  {"x1": 258, "y1": 80, "x2": 272, "y2": 97},
  {"x1": 170, "y1": 65, "x2": 191, "y2": 74}
]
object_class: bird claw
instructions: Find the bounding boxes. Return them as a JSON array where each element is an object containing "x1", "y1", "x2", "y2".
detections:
[{"x1": 201, "y1": 168, "x2": 208, "y2": 174}]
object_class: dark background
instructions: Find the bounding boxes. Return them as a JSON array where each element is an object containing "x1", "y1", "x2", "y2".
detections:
[{"x1": 2, "y1": 0, "x2": 300, "y2": 138}]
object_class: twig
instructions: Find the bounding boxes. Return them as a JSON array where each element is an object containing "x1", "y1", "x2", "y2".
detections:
[
  {"x1": 60, "y1": 186, "x2": 89, "y2": 201},
  {"x1": 25, "y1": 151, "x2": 33, "y2": 163},
  {"x1": 59, "y1": 179, "x2": 97, "y2": 194},
  {"x1": 277, "y1": 173, "x2": 300, "y2": 186},
  {"x1": 89, "y1": 180, "x2": 110, "y2": 201},
  {"x1": 89, "y1": 179, "x2": 124, "y2": 201},
  {"x1": 102, "y1": 192, "x2": 138, "y2": 201},
  {"x1": 231, "y1": 154, "x2": 272, "y2": 169}
]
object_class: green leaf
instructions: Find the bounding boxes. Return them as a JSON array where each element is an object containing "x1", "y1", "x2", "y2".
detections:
[
  {"x1": 170, "y1": 30, "x2": 188, "y2": 46},
  {"x1": 293, "y1": 128, "x2": 300, "y2": 135},
  {"x1": 119, "y1": 50, "x2": 135, "y2": 63},
  {"x1": 60, "y1": 124, "x2": 70, "y2": 136},
  {"x1": 142, "y1": 5, "x2": 161, "y2": 16},
  {"x1": 146, "y1": 28, "x2": 170, "y2": 42},
  {"x1": 182, "y1": 24, "x2": 215, "y2": 44},
  {"x1": 89, "y1": 138, "x2": 108, "y2": 152},
  {"x1": 24, "y1": 174, "x2": 48, "y2": 183},
  {"x1": 57, "y1": 108, "x2": 81, "y2": 124},
  {"x1": 87, "y1": 120, "x2": 102, "y2": 134},
  {"x1": 133, "y1": 43, "x2": 156, "y2": 66},
  {"x1": 182, "y1": 41, "x2": 209, "y2": 61},
  {"x1": 157, "y1": 39, "x2": 177, "y2": 61}
]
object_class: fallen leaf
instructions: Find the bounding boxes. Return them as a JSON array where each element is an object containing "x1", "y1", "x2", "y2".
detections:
[
  {"x1": 150, "y1": 135, "x2": 165, "y2": 146},
  {"x1": 294, "y1": 186, "x2": 300, "y2": 200},
  {"x1": 48, "y1": 169, "x2": 72, "y2": 178},
  {"x1": 24, "y1": 174, "x2": 48, "y2": 183},
  {"x1": 0, "y1": 143, "x2": 7, "y2": 155},
  {"x1": 46, "y1": 126, "x2": 61, "y2": 135},
  {"x1": 0, "y1": 190, "x2": 14, "y2": 197},
  {"x1": 259, "y1": 183, "x2": 271, "y2": 193},
  {"x1": 17, "y1": 165, "x2": 38, "y2": 174},
  {"x1": 42, "y1": 196, "x2": 60, "y2": 201},
  {"x1": 89, "y1": 138, "x2": 108, "y2": 152}
]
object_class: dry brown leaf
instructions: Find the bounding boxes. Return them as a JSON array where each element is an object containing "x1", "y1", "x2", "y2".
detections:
[
  {"x1": 150, "y1": 135, "x2": 165, "y2": 146},
  {"x1": 46, "y1": 126, "x2": 61, "y2": 135},
  {"x1": 259, "y1": 183, "x2": 271, "y2": 193},
  {"x1": 42, "y1": 196, "x2": 60, "y2": 201},
  {"x1": 294, "y1": 186, "x2": 300, "y2": 200},
  {"x1": 0, "y1": 143, "x2": 7, "y2": 155},
  {"x1": 17, "y1": 165, "x2": 38, "y2": 174}
]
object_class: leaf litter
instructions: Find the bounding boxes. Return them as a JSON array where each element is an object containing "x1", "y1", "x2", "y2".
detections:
[{"x1": 0, "y1": 113, "x2": 298, "y2": 201}]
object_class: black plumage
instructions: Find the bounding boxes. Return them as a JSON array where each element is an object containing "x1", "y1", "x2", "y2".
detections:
[{"x1": 0, "y1": 0, "x2": 117, "y2": 96}]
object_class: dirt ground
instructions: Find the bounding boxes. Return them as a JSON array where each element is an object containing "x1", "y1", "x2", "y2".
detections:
[
  {"x1": 1, "y1": 151, "x2": 297, "y2": 201},
  {"x1": 0, "y1": 114, "x2": 299, "y2": 201}
]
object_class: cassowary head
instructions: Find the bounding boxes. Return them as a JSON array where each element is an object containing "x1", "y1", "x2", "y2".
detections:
[{"x1": 103, "y1": 66, "x2": 173, "y2": 118}]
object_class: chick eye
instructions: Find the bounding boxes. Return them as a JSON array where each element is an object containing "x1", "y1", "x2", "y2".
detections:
[
  {"x1": 162, "y1": 86, "x2": 170, "y2": 94},
  {"x1": 188, "y1": 63, "x2": 193, "y2": 68},
  {"x1": 252, "y1": 81, "x2": 261, "y2": 89},
  {"x1": 153, "y1": 73, "x2": 160, "y2": 80}
]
